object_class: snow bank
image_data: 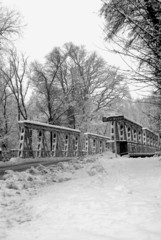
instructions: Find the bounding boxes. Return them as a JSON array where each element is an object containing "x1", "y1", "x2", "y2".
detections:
[
  {"x1": 0, "y1": 156, "x2": 77, "y2": 167},
  {"x1": 2, "y1": 152, "x2": 161, "y2": 240},
  {"x1": 0, "y1": 153, "x2": 107, "y2": 235}
]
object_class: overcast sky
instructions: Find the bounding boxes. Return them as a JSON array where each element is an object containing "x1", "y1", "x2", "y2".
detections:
[
  {"x1": 3, "y1": 0, "x2": 127, "y2": 66},
  {"x1": 2, "y1": 0, "x2": 150, "y2": 98}
]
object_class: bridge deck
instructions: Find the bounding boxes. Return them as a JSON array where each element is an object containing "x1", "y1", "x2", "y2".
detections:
[{"x1": 129, "y1": 153, "x2": 155, "y2": 158}]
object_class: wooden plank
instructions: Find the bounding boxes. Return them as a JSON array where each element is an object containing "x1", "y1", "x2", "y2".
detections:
[
  {"x1": 129, "y1": 153, "x2": 155, "y2": 157},
  {"x1": 102, "y1": 116, "x2": 124, "y2": 122},
  {"x1": 19, "y1": 120, "x2": 80, "y2": 133}
]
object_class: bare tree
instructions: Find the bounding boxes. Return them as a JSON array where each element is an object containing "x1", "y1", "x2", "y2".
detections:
[
  {"x1": 30, "y1": 47, "x2": 69, "y2": 124},
  {"x1": 30, "y1": 43, "x2": 128, "y2": 134},
  {"x1": 100, "y1": 0, "x2": 161, "y2": 89},
  {"x1": 0, "y1": 3, "x2": 23, "y2": 50},
  {"x1": 0, "y1": 49, "x2": 29, "y2": 120},
  {"x1": 0, "y1": 3, "x2": 25, "y2": 149},
  {"x1": 64, "y1": 43, "x2": 128, "y2": 130},
  {"x1": 0, "y1": 75, "x2": 18, "y2": 149}
]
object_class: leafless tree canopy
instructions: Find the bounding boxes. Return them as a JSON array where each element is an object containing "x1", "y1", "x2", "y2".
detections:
[
  {"x1": 0, "y1": 3, "x2": 23, "y2": 49},
  {"x1": 100, "y1": 0, "x2": 161, "y2": 90},
  {"x1": 30, "y1": 43, "x2": 128, "y2": 130},
  {"x1": 0, "y1": 49, "x2": 29, "y2": 120}
]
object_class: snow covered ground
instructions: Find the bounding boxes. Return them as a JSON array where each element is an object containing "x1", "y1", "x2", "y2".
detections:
[{"x1": 1, "y1": 152, "x2": 161, "y2": 240}]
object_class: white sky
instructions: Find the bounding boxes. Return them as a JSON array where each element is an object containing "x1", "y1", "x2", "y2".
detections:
[
  {"x1": 3, "y1": 0, "x2": 125, "y2": 65},
  {"x1": 2, "y1": 0, "x2": 151, "y2": 98}
]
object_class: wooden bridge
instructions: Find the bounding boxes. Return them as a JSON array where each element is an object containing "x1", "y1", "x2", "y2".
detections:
[
  {"x1": 18, "y1": 120, "x2": 112, "y2": 158},
  {"x1": 102, "y1": 115, "x2": 161, "y2": 157},
  {"x1": 6, "y1": 115, "x2": 160, "y2": 160}
]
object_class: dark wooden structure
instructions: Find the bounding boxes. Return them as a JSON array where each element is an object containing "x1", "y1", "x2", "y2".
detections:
[
  {"x1": 18, "y1": 121, "x2": 111, "y2": 159},
  {"x1": 102, "y1": 115, "x2": 161, "y2": 156},
  {"x1": 18, "y1": 120, "x2": 81, "y2": 158},
  {"x1": 82, "y1": 132, "x2": 112, "y2": 155}
]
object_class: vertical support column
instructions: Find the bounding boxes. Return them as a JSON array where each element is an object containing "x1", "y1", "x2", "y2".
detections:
[
  {"x1": 26, "y1": 128, "x2": 33, "y2": 157},
  {"x1": 100, "y1": 140, "x2": 103, "y2": 153},
  {"x1": 120, "y1": 123, "x2": 124, "y2": 141},
  {"x1": 102, "y1": 139, "x2": 105, "y2": 152},
  {"x1": 71, "y1": 134, "x2": 75, "y2": 157},
  {"x1": 56, "y1": 132, "x2": 61, "y2": 157},
  {"x1": 103, "y1": 139, "x2": 107, "y2": 152},
  {"x1": 59, "y1": 132, "x2": 64, "y2": 157},
  {"x1": 140, "y1": 129, "x2": 143, "y2": 146},
  {"x1": 37, "y1": 130, "x2": 49, "y2": 157},
  {"x1": 18, "y1": 125, "x2": 26, "y2": 158},
  {"x1": 52, "y1": 132, "x2": 57, "y2": 157},
  {"x1": 133, "y1": 129, "x2": 137, "y2": 142},
  {"x1": 85, "y1": 135, "x2": 89, "y2": 154},
  {"x1": 130, "y1": 126, "x2": 133, "y2": 142},
  {"x1": 147, "y1": 134, "x2": 149, "y2": 146},
  {"x1": 150, "y1": 134, "x2": 153, "y2": 147},
  {"x1": 43, "y1": 131, "x2": 49, "y2": 157},
  {"x1": 18, "y1": 125, "x2": 33, "y2": 158},
  {"x1": 110, "y1": 121, "x2": 114, "y2": 140},
  {"x1": 114, "y1": 121, "x2": 117, "y2": 157},
  {"x1": 89, "y1": 137, "x2": 93, "y2": 154},
  {"x1": 95, "y1": 137, "x2": 98, "y2": 154},
  {"x1": 93, "y1": 138, "x2": 96, "y2": 154},
  {"x1": 74, "y1": 135, "x2": 79, "y2": 156},
  {"x1": 75, "y1": 133, "x2": 81, "y2": 157},
  {"x1": 37, "y1": 130, "x2": 43, "y2": 157},
  {"x1": 143, "y1": 130, "x2": 146, "y2": 145},
  {"x1": 141, "y1": 129, "x2": 143, "y2": 145},
  {"x1": 117, "y1": 122, "x2": 120, "y2": 141},
  {"x1": 105, "y1": 140, "x2": 108, "y2": 151},
  {"x1": 126, "y1": 125, "x2": 131, "y2": 141},
  {"x1": 64, "y1": 134, "x2": 69, "y2": 157},
  {"x1": 123, "y1": 121, "x2": 127, "y2": 140}
]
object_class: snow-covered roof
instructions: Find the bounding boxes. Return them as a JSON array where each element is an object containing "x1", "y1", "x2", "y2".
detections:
[
  {"x1": 18, "y1": 120, "x2": 81, "y2": 133},
  {"x1": 142, "y1": 127, "x2": 158, "y2": 137},
  {"x1": 84, "y1": 132, "x2": 110, "y2": 140},
  {"x1": 103, "y1": 115, "x2": 143, "y2": 128},
  {"x1": 124, "y1": 116, "x2": 143, "y2": 128}
]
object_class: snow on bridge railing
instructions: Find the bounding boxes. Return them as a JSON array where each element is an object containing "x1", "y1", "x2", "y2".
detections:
[
  {"x1": 18, "y1": 120, "x2": 81, "y2": 133},
  {"x1": 82, "y1": 132, "x2": 113, "y2": 155},
  {"x1": 17, "y1": 120, "x2": 111, "y2": 159}
]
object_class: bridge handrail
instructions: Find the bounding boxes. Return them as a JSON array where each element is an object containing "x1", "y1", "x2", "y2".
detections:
[{"x1": 18, "y1": 120, "x2": 81, "y2": 133}]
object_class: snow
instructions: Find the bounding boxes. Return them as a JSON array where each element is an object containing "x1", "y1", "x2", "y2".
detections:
[
  {"x1": 142, "y1": 127, "x2": 158, "y2": 138},
  {"x1": 84, "y1": 132, "x2": 110, "y2": 140},
  {"x1": 103, "y1": 115, "x2": 143, "y2": 128},
  {"x1": 0, "y1": 156, "x2": 76, "y2": 167},
  {"x1": 1, "y1": 152, "x2": 161, "y2": 240},
  {"x1": 18, "y1": 120, "x2": 81, "y2": 133}
]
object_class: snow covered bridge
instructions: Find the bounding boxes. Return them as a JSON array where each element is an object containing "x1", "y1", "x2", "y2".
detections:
[
  {"x1": 18, "y1": 120, "x2": 111, "y2": 158},
  {"x1": 103, "y1": 115, "x2": 161, "y2": 156}
]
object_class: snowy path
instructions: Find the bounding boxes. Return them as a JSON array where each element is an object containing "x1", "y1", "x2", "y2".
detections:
[{"x1": 1, "y1": 153, "x2": 161, "y2": 240}]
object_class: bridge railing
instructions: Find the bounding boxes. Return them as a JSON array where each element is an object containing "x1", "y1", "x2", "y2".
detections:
[
  {"x1": 82, "y1": 132, "x2": 112, "y2": 155},
  {"x1": 127, "y1": 142, "x2": 159, "y2": 154},
  {"x1": 16, "y1": 121, "x2": 111, "y2": 159}
]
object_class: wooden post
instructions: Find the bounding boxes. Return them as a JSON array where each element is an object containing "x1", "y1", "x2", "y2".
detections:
[
  {"x1": 37, "y1": 130, "x2": 43, "y2": 157},
  {"x1": 114, "y1": 121, "x2": 117, "y2": 158},
  {"x1": 18, "y1": 126, "x2": 26, "y2": 158},
  {"x1": 51, "y1": 132, "x2": 57, "y2": 157}
]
